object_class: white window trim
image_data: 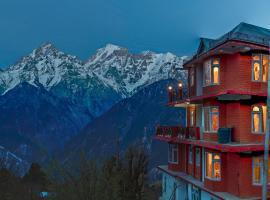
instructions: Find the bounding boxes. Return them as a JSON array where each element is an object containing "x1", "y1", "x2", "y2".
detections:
[
  {"x1": 205, "y1": 152, "x2": 221, "y2": 181},
  {"x1": 203, "y1": 106, "x2": 219, "y2": 133},
  {"x1": 203, "y1": 58, "x2": 220, "y2": 87},
  {"x1": 168, "y1": 144, "x2": 178, "y2": 164}
]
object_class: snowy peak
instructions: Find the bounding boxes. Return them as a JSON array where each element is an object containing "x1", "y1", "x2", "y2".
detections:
[
  {"x1": 0, "y1": 43, "x2": 186, "y2": 115},
  {"x1": 88, "y1": 43, "x2": 128, "y2": 64},
  {"x1": 85, "y1": 44, "x2": 186, "y2": 97}
]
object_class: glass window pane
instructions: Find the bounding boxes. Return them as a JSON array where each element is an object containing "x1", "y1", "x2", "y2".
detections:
[
  {"x1": 213, "y1": 67, "x2": 219, "y2": 84},
  {"x1": 211, "y1": 108, "x2": 219, "y2": 132},
  {"x1": 213, "y1": 161, "x2": 221, "y2": 179},
  {"x1": 190, "y1": 68, "x2": 195, "y2": 86},
  {"x1": 204, "y1": 60, "x2": 211, "y2": 86},
  {"x1": 206, "y1": 153, "x2": 213, "y2": 178},
  {"x1": 204, "y1": 108, "x2": 210, "y2": 132},
  {"x1": 213, "y1": 59, "x2": 219, "y2": 65},
  {"x1": 263, "y1": 55, "x2": 268, "y2": 82},
  {"x1": 252, "y1": 113, "x2": 260, "y2": 132},
  {"x1": 196, "y1": 148, "x2": 200, "y2": 166},
  {"x1": 253, "y1": 55, "x2": 260, "y2": 61},
  {"x1": 262, "y1": 106, "x2": 267, "y2": 132},
  {"x1": 253, "y1": 62, "x2": 261, "y2": 81},
  {"x1": 253, "y1": 157, "x2": 261, "y2": 184}
]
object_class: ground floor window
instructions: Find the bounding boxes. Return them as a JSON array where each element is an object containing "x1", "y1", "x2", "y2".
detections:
[
  {"x1": 168, "y1": 144, "x2": 178, "y2": 163},
  {"x1": 205, "y1": 152, "x2": 221, "y2": 180},
  {"x1": 191, "y1": 185, "x2": 201, "y2": 200},
  {"x1": 252, "y1": 156, "x2": 270, "y2": 184}
]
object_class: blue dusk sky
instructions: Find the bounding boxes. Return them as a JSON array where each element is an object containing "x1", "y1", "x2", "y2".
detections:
[{"x1": 1, "y1": 0, "x2": 270, "y2": 67}]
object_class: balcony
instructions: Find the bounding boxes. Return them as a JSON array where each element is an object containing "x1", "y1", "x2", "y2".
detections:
[{"x1": 156, "y1": 126, "x2": 200, "y2": 140}]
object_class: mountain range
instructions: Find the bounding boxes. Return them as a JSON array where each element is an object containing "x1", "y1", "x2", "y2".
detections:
[{"x1": 0, "y1": 43, "x2": 187, "y2": 171}]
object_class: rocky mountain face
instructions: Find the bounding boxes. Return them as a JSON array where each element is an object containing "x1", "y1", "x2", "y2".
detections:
[
  {"x1": 0, "y1": 43, "x2": 186, "y2": 117},
  {"x1": 0, "y1": 82, "x2": 92, "y2": 163},
  {"x1": 85, "y1": 44, "x2": 186, "y2": 98},
  {"x1": 62, "y1": 79, "x2": 186, "y2": 169}
]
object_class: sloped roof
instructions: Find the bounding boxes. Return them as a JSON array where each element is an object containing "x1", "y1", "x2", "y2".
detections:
[{"x1": 197, "y1": 22, "x2": 270, "y2": 56}]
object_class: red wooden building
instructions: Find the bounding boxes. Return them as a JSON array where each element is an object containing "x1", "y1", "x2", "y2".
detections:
[{"x1": 156, "y1": 22, "x2": 270, "y2": 200}]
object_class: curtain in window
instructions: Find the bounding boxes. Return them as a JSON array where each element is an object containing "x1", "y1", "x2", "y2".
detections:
[
  {"x1": 206, "y1": 153, "x2": 213, "y2": 178},
  {"x1": 252, "y1": 106, "x2": 263, "y2": 133},
  {"x1": 262, "y1": 55, "x2": 268, "y2": 82}
]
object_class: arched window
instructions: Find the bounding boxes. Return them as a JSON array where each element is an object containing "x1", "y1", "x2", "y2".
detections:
[
  {"x1": 252, "y1": 54, "x2": 268, "y2": 82},
  {"x1": 252, "y1": 105, "x2": 267, "y2": 133}
]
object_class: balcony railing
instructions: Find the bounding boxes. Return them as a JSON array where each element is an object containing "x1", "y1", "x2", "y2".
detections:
[{"x1": 156, "y1": 126, "x2": 200, "y2": 140}]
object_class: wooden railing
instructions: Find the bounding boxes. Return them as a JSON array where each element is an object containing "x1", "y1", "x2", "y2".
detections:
[{"x1": 156, "y1": 126, "x2": 200, "y2": 140}]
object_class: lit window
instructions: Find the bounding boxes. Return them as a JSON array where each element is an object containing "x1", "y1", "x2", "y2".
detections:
[
  {"x1": 205, "y1": 152, "x2": 221, "y2": 180},
  {"x1": 252, "y1": 157, "x2": 270, "y2": 184},
  {"x1": 252, "y1": 54, "x2": 268, "y2": 82},
  {"x1": 195, "y1": 148, "x2": 200, "y2": 166},
  {"x1": 168, "y1": 144, "x2": 178, "y2": 163},
  {"x1": 189, "y1": 145, "x2": 193, "y2": 164},
  {"x1": 203, "y1": 107, "x2": 219, "y2": 132},
  {"x1": 190, "y1": 68, "x2": 195, "y2": 87},
  {"x1": 203, "y1": 58, "x2": 220, "y2": 86},
  {"x1": 190, "y1": 109, "x2": 195, "y2": 127},
  {"x1": 252, "y1": 105, "x2": 267, "y2": 133}
]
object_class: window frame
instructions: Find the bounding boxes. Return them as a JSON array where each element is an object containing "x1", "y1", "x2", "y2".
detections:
[
  {"x1": 252, "y1": 156, "x2": 270, "y2": 185},
  {"x1": 251, "y1": 105, "x2": 266, "y2": 134},
  {"x1": 203, "y1": 58, "x2": 220, "y2": 87},
  {"x1": 168, "y1": 144, "x2": 179, "y2": 164},
  {"x1": 203, "y1": 106, "x2": 219, "y2": 133},
  {"x1": 205, "y1": 152, "x2": 221, "y2": 181},
  {"x1": 252, "y1": 54, "x2": 268, "y2": 82}
]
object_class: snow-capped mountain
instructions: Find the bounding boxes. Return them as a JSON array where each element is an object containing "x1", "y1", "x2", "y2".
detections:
[
  {"x1": 0, "y1": 43, "x2": 186, "y2": 117},
  {"x1": 0, "y1": 43, "x2": 121, "y2": 117},
  {"x1": 86, "y1": 44, "x2": 187, "y2": 97}
]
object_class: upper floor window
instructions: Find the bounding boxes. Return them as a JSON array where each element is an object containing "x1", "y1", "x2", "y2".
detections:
[
  {"x1": 188, "y1": 145, "x2": 193, "y2": 164},
  {"x1": 251, "y1": 105, "x2": 267, "y2": 134},
  {"x1": 203, "y1": 107, "x2": 219, "y2": 132},
  {"x1": 253, "y1": 156, "x2": 270, "y2": 185},
  {"x1": 203, "y1": 58, "x2": 220, "y2": 86},
  {"x1": 195, "y1": 148, "x2": 201, "y2": 167},
  {"x1": 205, "y1": 152, "x2": 221, "y2": 181},
  {"x1": 190, "y1": 68, "x2": 195, "y2": 87},
  {"x1": 190, "y1": 109, "x2": 195, "y2": 127},
  {"x1": 168, "y1": 144, "x2": 178, "y2": 164},
  {"x1": 252, "y1": 54, "x2": 268, "y2": 82}
]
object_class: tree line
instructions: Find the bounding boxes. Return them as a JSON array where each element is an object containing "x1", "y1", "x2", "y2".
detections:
[{"x1": 0, "y1": 145, "x2": 161, "y2": 200}]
